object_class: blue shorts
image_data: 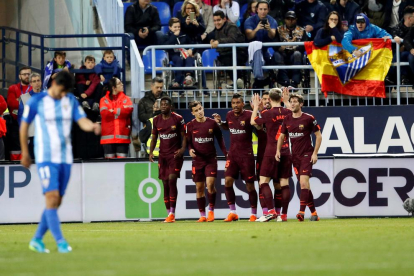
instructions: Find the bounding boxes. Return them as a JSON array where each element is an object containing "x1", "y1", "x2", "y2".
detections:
[{"x1": 37, "y1": 162, "x2": 72, "y2": 196}]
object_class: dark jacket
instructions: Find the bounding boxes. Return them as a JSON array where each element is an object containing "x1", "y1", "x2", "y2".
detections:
[
  {"x1": 268, "y1": 0, "x2": 295, "y2": 26},
  {"x1": 333, "y1": 0, "x2": 361, "y2": 26},
  {"x1": 403, "y1": 23, "x2": 414, "y2": 51},
  {"x1": 124, "y1": 3, "x2": 161, "y2": 36},
  {"x1": 296, "y1": 0, "x2": 328, "y2": 36},
  {"x1": 162, "y1": 31, "x2": 195, "y2": 56},
  {"x1": 384, "y1": 0, "x2": 414, "y2": 30},
  {"x1": 314, "y1": 27, "x2": 345, "y2": 47},
  {"x1": 175, "y1": 12, "x2": 206, "y2": 43},
  {"x1": 138, "y1": 90, "x2": 168, "y2": 123},
  {"x1": 390, "y1": 21, "x2": 411, "y2": 39},
  {"x1": 274, "y1": 25, "x2": 308, "y2": 53},
  {"x1": 205, "y1": 21, "x2": 246, "y2": 56},
  {"x1": 94, "y1": 57, "x2": 121, "y2": 85}
]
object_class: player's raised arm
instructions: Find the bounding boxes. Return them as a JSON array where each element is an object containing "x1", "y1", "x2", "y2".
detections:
[
  {"x1": 282, "y1": 87, "x2": 292, "y2": 110},
  {"x1": 311, "y1": 130, "x2": 322, "y2": 164},
  {"x1": 250, "y1": 94, "x2": 263, "y2": 130},
  {"x1": 212, "y1": 113, "x2": 229, "y2": 130}
]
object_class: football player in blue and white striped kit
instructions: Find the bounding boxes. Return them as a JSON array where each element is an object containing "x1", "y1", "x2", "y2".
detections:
[{"x1": 20, "y1": 71, "x2": 101, "y2": 253}]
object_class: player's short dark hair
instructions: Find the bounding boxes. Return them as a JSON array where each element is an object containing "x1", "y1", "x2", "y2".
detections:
[
  {"x1": 289, "y1": 93, "x2": 304, "y2": 104},
  {"x1": 160, "y1": 96, "x2": 172, "y2": 105},
  {"x1": 19, "y1": 66, "x2": 31, "y2": 73},
  {"x1": 189, "y1": 101, "x2": 201, "y2": 111},
  {"x1": 404, "y1": 5, "x2": 414, "y2": 16},
  {"x1": 152, "y1": 77, "x2": 164, "y2": 84},
  {"x1": 232, "y1": 93, "x2": 243, "y2": 100},
  {"x1": 262, "y1": 91, "x2": 269, "y2": 97},
  {"x1": 169, "y1": 17, "x2": 180, "y2": 26},
  {"x1": 269, "y1": 88, "x2": 282, "y2": 102},
  {"x1": 85, "y1": 55, "x2": 95, "y2": 62},
  {"x1": 256, "y1": 0, "x2": 269, "y2": 9},
  {"x1": 54, "y1": 70, "x2": 75, "y2": 92},
  {"x1": 213, "y1": 10, "x2": 226, "y2": 19},
  {"x1": 54, "y1": 51, "x2": 66, "y2": 58},
  {"x1": 103, "y1": 50, "x2": 115, "y2": 57}
]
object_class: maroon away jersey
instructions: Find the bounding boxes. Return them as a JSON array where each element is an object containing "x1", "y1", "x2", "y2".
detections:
[
  {"x1": 255, "y1": 107, "x2": 292, "y2": 156},
  {"x1": 186, "y1": 117, "x2": 227, "y2": 159},
  {"x1": 256, "y1": 127, "x2": 267, "y2": 162},
  {"x1": 152, "y1": 112, "x2": 185, "y2": 155},
  {"x1": 226, "y1": 110, "x2": 253, "y2": 156},
  {"x1": 280, "y1": 112, "x2": 321, "y2": 157}
]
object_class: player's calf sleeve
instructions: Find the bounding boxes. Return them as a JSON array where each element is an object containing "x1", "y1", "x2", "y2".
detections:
[
  {"x1": 274, "y1": 189, "x2": 282, "y2": 213},
  {"x1": 248, "y1": 190, "x2": 258, "y2": 215},
  {"x1": 45, "y1": 209, "x2": 64, "y2": 243},
  {"x1": 162, "y1": 180, "x2": 170, "y2": 212},
  {"x1": 307, "y1": 190, "x2": 316, "y2": 213},
  {"x1": 168, "y1": 178, "x2": 178, "y2": 211},
  {"x1": 197, "y1": 197, "x2": 206, "y2": 217},
  {"x1": 260, "y1": 183, "x2": 275, "y2": 210},
  {"x1": 34, "y1": 210, "x2": 48, "y2": 240},
  {"x1": 207, "y1": 192, "x2": 216, "y2": 211},
  {"x1": 281, "y1": 186, "x2": 290, "y2": 215},
  {"x1": 300, "y1": 189, "x2": 310, "y2": 212},
  {"x1": 258, "y1": 187, "x2": 266, "y2": 209},
  {"x1": 224, "y1": 186, "x2": 236, "y2": 209}
]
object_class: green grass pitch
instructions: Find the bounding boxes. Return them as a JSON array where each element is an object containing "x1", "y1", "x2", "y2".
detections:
[{"x1": 0, "y1": 218, "x2": 413, "y2": 276}]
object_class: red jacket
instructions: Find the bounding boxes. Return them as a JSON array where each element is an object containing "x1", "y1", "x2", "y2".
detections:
[
  {"x1": 100, "y1": 91, "x2": 134, "y2": 144},
  {"x1": 75, "y1": 66, "x2": 101, "y2": 97},
  {"x1": 0, "y1": 95, "x2": 7, "y2": 137},
  {"x1": 7, "y1": 83, "x2": 30, "y2": 120}
]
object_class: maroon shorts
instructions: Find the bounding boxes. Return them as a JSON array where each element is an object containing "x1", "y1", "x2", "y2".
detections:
[
  {"x1": 225, "y1": 154, "x2": 256, "y2": 182},
  {"x1": 277, "y1": 155, "x2": 293, "y2": 179},
  {"x1": 259, "y1": 156, "x2": 279, "y2": 180},
  {"x1": 192, "y1": 156, "x2": 218, "y2": 182},
  {"x1": 256, "y1": 155, "x2": 264, "y2": 179},
  {"x1": 292, "y1": 154, "x2": 313, "y2": 178},
  {"x1": 158, "y1": 154, "x2": 184, "y2": 180}
]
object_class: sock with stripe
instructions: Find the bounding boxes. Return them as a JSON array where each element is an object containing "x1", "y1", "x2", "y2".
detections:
[
  {"x1": 274, "y1": 188, "x2": 282, "y2": 214},
  {"x1": 34, "y1": 210, "x2": 48, "y2": 240},
  {"x1": 300, "y1": 189, "x2": 309, "y2": 213},
  {"x1": 225, "y1": 186, "x2": 236, "y2": 213},
  {"x1": 281, "y1": 186, "x2": 290, "y2": 215},
  {"x1": 197, "y1": 197, "x2": 206, "y2": 217},
  {"x1": 169, "y1": 178, "x2": 178, "y2": 214},
  {"x1": 248, "y1": 190, "x2": 258, "y2": 215},
  {"x1": 45, "y1": 209, "x2": 64, "y2": 243},
  {"x1": 162, "y1": 180, "x2": 170, "y2": 214},
  {"x1": 260, "y1": 183, "x2": 274, "y2": 210},
  {"x1": 207, "y1": 192, "x2": 216, "y2": 211},
  {"x1": 307, "y1": 190, "x2": 316, "y2": 213},
  {"x1": 258, "y1": 187, "x2": 268, "y2": 214}
]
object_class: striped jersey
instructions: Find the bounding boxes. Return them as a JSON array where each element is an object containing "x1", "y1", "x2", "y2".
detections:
[{"x1": 21, "y1": 92, "x2": 86, "y2": 164}]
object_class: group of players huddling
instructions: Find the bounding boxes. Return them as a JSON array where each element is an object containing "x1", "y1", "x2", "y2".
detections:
[{"x1": 149, "y1": 88, "x2": 322, "y2": 224}]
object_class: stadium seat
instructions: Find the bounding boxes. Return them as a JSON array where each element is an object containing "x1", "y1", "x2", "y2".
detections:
[
  {"x1": 142, "y1": 50, "x2": 168, "y2": 74},
  {"x1": 202, "y1": 49, "x2": 219, "y2": 73},
  {"x1": 160, "y1": 25, "x2": 170, "y2": 34},
  {"x1": 123, "y1": 2, "x2": 133, "y2": 15},
  {"x1": 173, "y1": 2, "x2": 183, "y2": 17},
  {"x1": 151, "y1": 2, "x2": 171, "y2": 26},
  {"x1": 240, "y1": 4, "x2": 248, "y2": 20}
]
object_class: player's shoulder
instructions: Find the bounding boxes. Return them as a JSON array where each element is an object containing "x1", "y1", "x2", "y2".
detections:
[
  {"x1": 283, "y1": 107, "x2": 293, "y2": 115},
  {"x1": 260, "y1": 109, "x2": 269, "y2": 115},
  {"x1": 302, "y1": 112, "x2": 315, "y2": 120},
  {"x1": 172, "y1": 112, "x2": 183, "y2": 118},
  {"x1": 244, "y1": 109, "x2": 253, "y2": 115},
  {"x1": 226, "y1": 110, "x2": 233, "y2": 116},
  {"x1": 27, "y1": 91, "x2": 48, "y2": 105}
]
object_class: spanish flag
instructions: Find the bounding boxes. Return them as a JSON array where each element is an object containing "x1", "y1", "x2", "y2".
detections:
[{"x1": 305, "y1": 39, "x2": 393, "y2": 98}]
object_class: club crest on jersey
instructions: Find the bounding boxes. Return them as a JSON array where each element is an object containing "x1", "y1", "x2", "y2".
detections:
[
  {"x1": 240, "y1": 121, "x2": 245, "y2": 126},
  {"x1": 208, "y1": 129, "x2": 213, "y2": 134},
  {"x1": 171, "y1": 125, "x2": 176, "y2": 130},
  {"x1": 63, "y1": 104, "x2": 69, "y2": 110},
  {"x1": 299, "y1": 124, "x2": 304, "y2": 130}
]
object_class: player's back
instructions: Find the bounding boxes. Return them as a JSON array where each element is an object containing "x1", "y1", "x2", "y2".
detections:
[
  {"x1": 260, "y1": 107, "x2": 291, "y2": 156},
  {"x1": 24, "y1": 92, "x2": 85, "y2": 164},
  {"x1": 226, "y1": 110, "x2": 253, "y2": 156}
]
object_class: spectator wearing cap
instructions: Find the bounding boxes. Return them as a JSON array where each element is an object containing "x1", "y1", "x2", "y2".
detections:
[
  {"x1": 124, "y1": 0, "x2": 161, "y2": 46},
  {"x1": 314, "y1": 11, "x2": 345, "y2": 47},
  {"x1": 295, "y1": 0, "x2": 329, "y2": 40},
  {"x1": 332, "y1": 0, "x2": 361, "y2": 31},
  {"x1": 273, "y1": 11, "x2": 308, "y2": 88},
  {"x1": 342, "y1": 13, "x2": 391, "y2": 56}
]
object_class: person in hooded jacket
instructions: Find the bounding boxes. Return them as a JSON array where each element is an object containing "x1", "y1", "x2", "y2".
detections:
[
  {"x1": 342, "y1": 13, "x2": 391, "y2": 55},
  {"x1": 95, "y1": 50, "x2": 121, "y2": 85},
  {"x1": 100, "y1": 77, "x2": 134, "y2": 159}
]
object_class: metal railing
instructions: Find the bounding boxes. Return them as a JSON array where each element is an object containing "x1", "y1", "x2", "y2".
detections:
[
  {"x1": 0, "y1": 26, "x2": 132, "y2": 88},
  {"x1": 143, "y1": 41, "x2": 409, "y2": 107}
]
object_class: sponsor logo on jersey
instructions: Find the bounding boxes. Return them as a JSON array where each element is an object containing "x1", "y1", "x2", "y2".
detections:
[
  {"x1": 229, "y1": 128, "x2": 246, "y2": 135},
  {"x1": 160, "y1": 133, "x2": 178, "y2": 139},
  {"x1": 289, "y1": 132, "x2": 305, "y2": 138},
  {"x1": 195, "y1": 137, "x2": 214, "y2": 143}
]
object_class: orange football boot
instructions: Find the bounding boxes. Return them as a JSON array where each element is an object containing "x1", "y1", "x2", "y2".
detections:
[
  {"x1": 164, "y1": 213, "x2": 175, "y2": 223},
  {"x1": 296, "y1": 211, "x2": 305, "y2": 222},
  {"x1": 223, "y1": 212, "x2": 239, "y2": 222},
  {"x1": 197, "y1": 216, "x2": 207, "y2": 222},
  {"x1": 249, "y1": 215, "x2": 257, "y2": 222},
  {"x1": 207, "y1": 211, "x2": 215, "y2": 222}
]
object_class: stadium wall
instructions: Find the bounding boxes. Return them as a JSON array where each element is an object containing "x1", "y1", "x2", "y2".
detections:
[
  {"x1": 177, "y1": 106, "x2": 414, "y2": 156},
  {"x1": 0, "y1": 157, "x2": 413, "y2": 224}
]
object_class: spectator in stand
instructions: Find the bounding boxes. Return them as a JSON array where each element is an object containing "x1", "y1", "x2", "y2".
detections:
[
  {"x1": 362, "y1": 0, "x2": 387, "y2": 28},
  {"x1": 268, "y1": 0, "x2": 295, "y2": 26},
  {"x1": 176, "y1": 0, "x2": 206, "y2": 43},
  {"x1": 100, "y1": 77, "x2": 133, "y2": 159},
  {"x1": 75, "y1": 55, "x2": 102, "y2": 111},
  {"x1": 314, "y1": 11, "x2": 345, "y2": 47},
  {"x1": 296, "y1": 0, "x2": 329, "y2": 40},
  {"x1": 213, "y1": 0, "x2": 240, "y2": 24},
  {"x1": 194, "y1": 0, "x2": 215, "y2": 41},
  {"x1": 0, "y1": 95, "x2": 7, "y2": 161},
  {"x1": 273, "y1": 11, "x2": 308, "y2": 88},
  {"x1": 43, "y1": 51, "x2": 71, "y2": 89},
  {"x1": 205, "y1": 10, "x2": 247, "y2": 88},
  {"x1": 342, "y1": 13, "x2": 391, "y2": 56},
  {"x1": 6, "y1": 66, "x2": 32, "y2": 161},
  {"x1": 95, "y1": 50, "x2": 121, "y2": 85},
  {"x1": 124, "y1": 0, "x2": 161, "y2": 46},
  {"x1": 163, "y1": 18, "x2": 196, "y2": 88},
  {"x1": 384, "y1": 0, "x2": 414, "y2": 32},
  {"x1": 138, "y1": 77, "x2": 168, "y2": 123},
  {"x1": 332, "y1": 0, "x2": 361, "y2": 31},
  {"x1": 17, "y1": 73, "x2": 43, "y2": 160},
  {"x1": 243, "y1": 0, "x2": 258, "y2": 20}
]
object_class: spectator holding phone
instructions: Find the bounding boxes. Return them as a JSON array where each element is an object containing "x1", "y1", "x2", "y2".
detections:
[
  {"x1": 244, "y1": 0, "x2": 277, "y2": 42},
  {"x1": 213, "y1": 0, "x2": 240, "y2": 24},
  {"x1": 176, "y1": 0, "x2": 206, "y2": 43},
  {"x1": 314, "y1": 11, "x2": 345, "y2": 47},
  {"x1": 124, "y1": 0, "x2": 161, "y2": 46}
]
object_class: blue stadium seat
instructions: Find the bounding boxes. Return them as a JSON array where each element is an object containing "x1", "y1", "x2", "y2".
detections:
[
  {"x1": 142, "y1": 50, "x2": 168, "y2": 74},
  {"x1": 123, "y1": 2, "x2": 133, "y2": 15},
  {"x1": 161, "y1": 25, "x2": 170, "y2": 34},
  {"x1": 240, "y1": 4, "x2": 248, "y2": 20},
  {"x1": 202, "y1": 49, "x2": 219, "y2": 73},
  {"x1": 151, "y1": 2, "x2": 171, "y2": 26},
  {"x1": 173, "y1": 2, "x2": 183, "y2": 17}
]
